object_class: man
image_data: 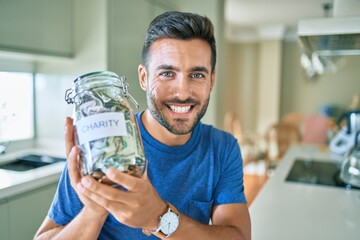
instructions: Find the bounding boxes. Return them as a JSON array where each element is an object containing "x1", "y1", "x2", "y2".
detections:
[{"x1": 35, "y1": 11, "x2": 251, "y2": 239}]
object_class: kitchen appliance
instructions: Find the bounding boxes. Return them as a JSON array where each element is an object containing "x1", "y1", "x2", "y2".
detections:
[
  {"x1": 297, "y1": 0, "x2": 360, "y2": 56},
  {"x1": 329, "y1": 109, "x2": 360, "y2": 155},
  {"x1": 340, "y1": 130, "x2": 360, "y2": 187}
]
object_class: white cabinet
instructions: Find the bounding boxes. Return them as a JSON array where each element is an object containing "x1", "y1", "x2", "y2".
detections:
[
  {"x1": 0, "y1": 199, "x2": 10, "y2": 240},
  {"x1": 0, "y1": 0, "x2": 74, "y2": 57},
  {"x1": 7, "y1": 183, "x2": 58, "y2": 240}
]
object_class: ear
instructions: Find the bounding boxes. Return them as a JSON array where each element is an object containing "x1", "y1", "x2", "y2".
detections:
[
  {"x1": 210, "y1": 69, "x2": 216, "y2": 91},
  {"x1": 138, "y1": 64, "x2": 147, "y2": 91}
]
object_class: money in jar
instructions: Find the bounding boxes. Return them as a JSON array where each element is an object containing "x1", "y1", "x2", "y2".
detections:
[{"x1": 65, "y1": 71, "x2": 145, "y2": 184}]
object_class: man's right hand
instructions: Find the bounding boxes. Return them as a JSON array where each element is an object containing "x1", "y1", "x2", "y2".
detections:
[
  {"x1": 65, "y1": 117, "x2": 108, "y2": 218},
  {"x1": 34, "y1": 119, "x2": 109, "y2": 239}
]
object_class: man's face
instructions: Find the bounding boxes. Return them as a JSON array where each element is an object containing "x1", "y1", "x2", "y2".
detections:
[{"x1": 139, "y1": 38, "x2": 215, "y2": 135}]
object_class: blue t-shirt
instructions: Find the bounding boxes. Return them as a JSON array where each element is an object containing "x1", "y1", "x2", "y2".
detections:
[{"x1": 48, "y1": 112, "x2": 246, "y2": 239}]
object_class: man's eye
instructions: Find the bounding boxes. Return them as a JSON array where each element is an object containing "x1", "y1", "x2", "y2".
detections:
[
  {"x1": 160, "y1": 72, "x2": 173, "y2": 77},
  {"x1": 191, "y1": 73, "x2": 205, "y2": 78}
]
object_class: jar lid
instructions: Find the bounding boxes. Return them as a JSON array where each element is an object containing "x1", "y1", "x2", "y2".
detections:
[{"x1": 74, "y1": 71, "x2": 120, "y2": 83}]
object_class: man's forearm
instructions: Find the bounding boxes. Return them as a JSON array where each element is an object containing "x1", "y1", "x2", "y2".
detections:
[
  {"x1": 36, "y1": 208, "x2": 107, "y2": 240},
  {"x1": 165, "y1": 214, "x2": 249, "y2": 240}
]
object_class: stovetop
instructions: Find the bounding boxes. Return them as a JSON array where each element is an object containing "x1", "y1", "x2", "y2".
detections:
[{"x1": 285, "y1": 158, "x2": 360, "y2": 190}]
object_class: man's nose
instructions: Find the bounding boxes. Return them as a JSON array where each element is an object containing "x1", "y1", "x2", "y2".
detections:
[{"x1": 172, "y1": 77, "x2": 192, "y2": 99}]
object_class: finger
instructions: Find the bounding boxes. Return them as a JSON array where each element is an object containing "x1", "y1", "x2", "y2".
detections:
[
  {"x1": 76, "y1": 180, "x2": 116, "y2": 209},
  {"x1": 79, "y1": 176, "x2": 132, "y2": 208},
  {"x1": 106, "y1": 168, "x2": 140, "y2": 191},
  {"x1": 68, "y1": 146, "x2": 82, "y2": 188},
  {"x1": 65, "y1": 117, "x2": 75, "y2": 157},
  {"x1": 142, "y1": 229, "x2": 152, "y2": 236}
]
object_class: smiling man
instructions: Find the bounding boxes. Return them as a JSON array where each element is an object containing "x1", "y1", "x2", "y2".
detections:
[
  {"x1": 35, "y1": 11, "x2": 251, "y2": 240},
  {"x1": 139, "y1": 37, "x2": 214, "y2": 143}
]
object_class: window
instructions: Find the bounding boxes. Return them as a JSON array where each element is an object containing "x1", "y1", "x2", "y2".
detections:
[{"x1": 0, "y1": 72, "x2": 34, "y2": 142}]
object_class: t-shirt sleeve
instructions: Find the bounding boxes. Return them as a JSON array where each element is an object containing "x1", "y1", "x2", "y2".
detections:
[
  {"x1": 213, "y1": 136, "x2": 247, "y2": 205},
  {"x1": 48, "y1": 162, "x2": 83, "y2": 225}
]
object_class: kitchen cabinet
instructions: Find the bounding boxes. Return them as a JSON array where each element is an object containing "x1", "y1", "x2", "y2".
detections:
[
  {"x1": 0, "y1": 0, "x2": 74, "y2": 58},
  {"x1": 0, "y1": 199, "x2": 10, "y2": 240},
  {"x1": 7, "y1": 182, "x2": 57, "y2": 240}
]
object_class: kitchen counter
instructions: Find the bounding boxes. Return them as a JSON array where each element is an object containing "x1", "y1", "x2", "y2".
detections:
[
  {"x1": 250, "y1": 145, "x2": 360, "y2": 240},
  {"x1": 0, "y1": 141, "x2": 66, "y2": 200}
]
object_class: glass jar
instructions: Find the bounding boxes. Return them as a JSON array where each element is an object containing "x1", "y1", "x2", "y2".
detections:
[{"x1": 65, "y1": 71, "x2": 145, "y2": 184}]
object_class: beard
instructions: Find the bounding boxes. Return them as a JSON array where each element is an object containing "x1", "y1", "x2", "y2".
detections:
[{"x1": 147, "y1": 91, "x2": 210, "y2": 135}]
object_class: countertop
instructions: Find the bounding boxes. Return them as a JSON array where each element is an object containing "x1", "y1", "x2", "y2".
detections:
[
  {"x1": 0, "y1": 141, "x2": 66, "y2": 200},
  {"x1": 249, "y1": 145, "x2": 360, "y2": 240}
]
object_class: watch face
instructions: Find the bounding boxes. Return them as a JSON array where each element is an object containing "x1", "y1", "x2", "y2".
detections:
[{"x1": 159, "y1": 211, "x2": 179, "y2": 235}]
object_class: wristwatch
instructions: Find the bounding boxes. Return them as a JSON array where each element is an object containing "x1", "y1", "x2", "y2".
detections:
[{"x1": 153, "y1": 201, "x2": 180, "y2": 238}]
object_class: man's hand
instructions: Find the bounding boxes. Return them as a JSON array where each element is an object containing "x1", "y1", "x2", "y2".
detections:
[
  {"x1": 65, "y1": 117, "x2": 108, "y2": 218},
  {"x1": 66, "y1": 116, "x2": 165, "y2": 229},
  {"x1": 77, "y1": 167, "x2": 167, "y2": 230}
]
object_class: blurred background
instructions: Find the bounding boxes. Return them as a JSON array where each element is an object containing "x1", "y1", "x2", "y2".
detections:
[
  {"x1": 1, "y1": 0, "x2": 359, "y2": 147},
  {"x1": 0, "y1": 1, "x2": 360, "y2": 239},
  {"x1": 1, "y1": 0, "x2": 360, "y2": 197}
]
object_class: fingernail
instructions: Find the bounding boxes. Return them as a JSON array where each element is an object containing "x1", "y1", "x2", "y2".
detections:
[
  {"x1": 64, "y1": 117, "x2": 70, "y2": 127},
  {"x1": 69, "y1": 146, "x2": 76, "y2": 156},
  {"x1": 106, "y1": 168, "x2": 115, "y2": 178},
  {"x1": 77, "y1": 183, "x2": 85, "y2": 192},
  {"x1": 81, "y1": 177, "x2": 91, "y2": 187}
]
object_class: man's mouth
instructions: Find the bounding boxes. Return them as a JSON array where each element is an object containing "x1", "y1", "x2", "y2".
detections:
[{"x1": 169, "y1": 105, "x2": 193, "y2": 114}]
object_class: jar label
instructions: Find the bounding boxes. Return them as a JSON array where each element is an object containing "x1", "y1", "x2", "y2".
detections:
[{"x1": 76, "y1": 112, "x2": 127, "y2": 145}]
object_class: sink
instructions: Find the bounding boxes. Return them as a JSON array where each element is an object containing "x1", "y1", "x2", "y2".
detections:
[
  {"x1": 285, "y1": 158, "x2": 360, "y2": 190},
  {"x1": 0, "y1": 154, "x2": 66, "y2": 172}
]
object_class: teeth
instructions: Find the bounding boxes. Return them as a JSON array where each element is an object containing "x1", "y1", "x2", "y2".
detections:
[{"x1": 170, "y1": 105, "x2": 191, "y2": 113}]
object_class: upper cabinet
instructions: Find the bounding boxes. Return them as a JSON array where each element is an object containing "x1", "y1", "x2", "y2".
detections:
[{"x1": 0, "y1": 0, "x2": 74, "y2": 58}]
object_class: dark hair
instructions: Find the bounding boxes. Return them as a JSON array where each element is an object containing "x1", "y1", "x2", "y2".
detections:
[{"x1": 142, "y1": 11, "x2": 216, "y2": 73}]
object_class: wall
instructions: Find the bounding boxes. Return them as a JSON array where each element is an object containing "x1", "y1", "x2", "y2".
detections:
[
  {"x1": 281, "y1": 41, "x2": 360, "y2": 118},
  {"x1": 35, "y1": 0, "x2": 225, "y2": 140},
  {"x1": 224, "y1": 39, "x2": 283, "y2": 135},
  {"x1": 224, "y1": 42, "x2": 259, "y2": 133},
  {"x1": 256, "y1": 40, "x2": 282, "y2": 133},
  {"x1": 35, "y1": 0, "x2": 107, "y2": 140},
  {"x1": 107, "y1": 0, "x2": 155, "y2": 115},
  {"x1": 224, "y1": 38, "x2": 360, "y2": 136}
]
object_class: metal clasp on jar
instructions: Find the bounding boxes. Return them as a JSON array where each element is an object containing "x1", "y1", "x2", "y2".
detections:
[
  {"x1": 65, "y1": 88, "x2": 75, "y2": 104},
  {"x1": 119, "y1": 76, "x2": 139, "y2": 109}
]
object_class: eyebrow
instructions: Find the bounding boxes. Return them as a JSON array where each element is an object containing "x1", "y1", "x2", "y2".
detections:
[
  {"x1": 156, "y1": 64, "x2": 209, "y2": 74},
  {"x1": 191, "y1": 66, "x2": 209, "y2": 74},
  {"x1": 156, "y1": 64, "x2": 177, "y2": 71}
]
